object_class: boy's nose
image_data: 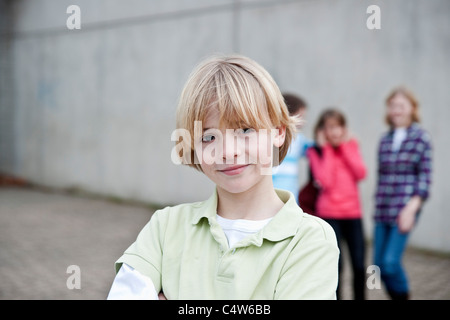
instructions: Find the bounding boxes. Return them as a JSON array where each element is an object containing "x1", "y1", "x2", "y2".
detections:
[{"x1": 222, "y1": 131, "x2": 242, "y2": 163}]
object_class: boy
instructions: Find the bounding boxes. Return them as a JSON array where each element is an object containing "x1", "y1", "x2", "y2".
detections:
[{"x1": 107, "y1": 54, "x2": 339, "y2": 300}]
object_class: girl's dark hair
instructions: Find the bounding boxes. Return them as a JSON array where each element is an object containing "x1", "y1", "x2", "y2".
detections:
[{"x1": 314, "y1": 108, "x2": 347, "y2": 140}]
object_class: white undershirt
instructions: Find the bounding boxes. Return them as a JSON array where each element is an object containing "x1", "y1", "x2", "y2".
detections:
[
  {"x1": 392, "y1": 127, "x2": 407, "y2": 152},
  {"x1": 215, "y1": 214, "x2": 272, "y2": 248},
  {"x1": 107, "y1": 215, "x2": 272, "y2": 300}
]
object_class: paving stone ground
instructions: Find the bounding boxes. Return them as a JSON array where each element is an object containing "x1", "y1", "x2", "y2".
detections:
[{"x1": 1, "y1": 186, "x2": 449, "y2": 300}]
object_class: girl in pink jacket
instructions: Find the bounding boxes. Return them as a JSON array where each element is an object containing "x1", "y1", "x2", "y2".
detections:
[{"x1": 307, "y1": 108, "x2": 367, "y2": 300}]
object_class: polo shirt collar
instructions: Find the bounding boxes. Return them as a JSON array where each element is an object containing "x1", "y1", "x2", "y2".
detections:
[
  {"x1": 191, "y1": 189, "x2": 219, "y2": 225},
  {"x1": 191, "y1": 188, "x2": 301, "y2": 246}
]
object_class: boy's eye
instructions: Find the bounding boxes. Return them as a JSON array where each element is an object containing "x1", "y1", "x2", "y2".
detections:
[
  {"x1": 236, "y1": 128, "x2": 255, "y2": 134},
  {"x1": 202, "y1": 134, "x2": 215, "y2": 143}
]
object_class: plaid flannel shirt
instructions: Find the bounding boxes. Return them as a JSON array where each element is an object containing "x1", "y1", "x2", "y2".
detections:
[{"x1": 374, "y1": 123, "x2": 432, "y2": 224}]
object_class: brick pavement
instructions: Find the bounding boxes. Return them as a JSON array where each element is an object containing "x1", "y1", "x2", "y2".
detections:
[{"x1": 0, "y1": 186, "x2": 449, "y2": 300}]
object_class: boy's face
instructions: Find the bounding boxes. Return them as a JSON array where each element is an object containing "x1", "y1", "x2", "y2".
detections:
[{"x1": 195, "y1": 110, "x2": 285, "y2": 194}]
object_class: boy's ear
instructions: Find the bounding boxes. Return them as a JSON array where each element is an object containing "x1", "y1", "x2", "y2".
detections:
[{"x1": 273, "y1": 126, "x2": 286, "y2": 148}]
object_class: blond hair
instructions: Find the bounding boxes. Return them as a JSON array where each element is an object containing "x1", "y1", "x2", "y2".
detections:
[
  {"x1": 175, "y1": 54, "x2": 298, "y2": 171},
  {"x1": 385, "y1": 86, "x2": 421, "y2": 127}
]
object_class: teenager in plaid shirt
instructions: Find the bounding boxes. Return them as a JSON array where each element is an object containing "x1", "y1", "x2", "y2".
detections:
[{"x1": 374, "y1": 87, "x2": 432, "y2": 300}]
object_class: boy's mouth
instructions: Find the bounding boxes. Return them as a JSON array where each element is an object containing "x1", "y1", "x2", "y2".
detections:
[{"x1": 218, "y1": 164, "x2": 249, "y2": 176}]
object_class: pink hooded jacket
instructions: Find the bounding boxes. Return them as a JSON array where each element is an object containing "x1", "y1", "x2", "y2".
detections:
[{"x1": 306, "y1": 139, "x2": 366, "y2": 219}]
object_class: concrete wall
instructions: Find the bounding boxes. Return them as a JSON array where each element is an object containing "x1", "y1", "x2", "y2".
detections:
[{"x1": 1, "y1": 0, "x2": 449, "y2": 253}]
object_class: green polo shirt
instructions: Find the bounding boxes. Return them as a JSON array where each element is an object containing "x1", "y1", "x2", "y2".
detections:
[{"x1": 115, "y1": 189, "x2": 339, "y2": 299}]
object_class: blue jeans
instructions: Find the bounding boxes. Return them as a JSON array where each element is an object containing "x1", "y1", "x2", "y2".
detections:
[{"x1": 373, "y1": 222, "x2": 410, "y2": 295}]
